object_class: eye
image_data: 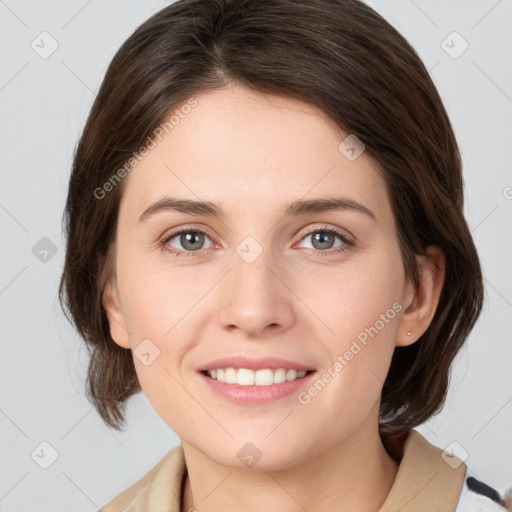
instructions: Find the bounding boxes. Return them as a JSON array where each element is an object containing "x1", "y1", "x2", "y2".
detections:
[
  {"x1": 295, "y1": 225, "x2": 354, "y2": 257},
  {"x1": 160, "y1": 227, "x2": 214, "y2": 256},
  {"x1": 159, "y1": 224, "x2": 354, "y2": 257}
]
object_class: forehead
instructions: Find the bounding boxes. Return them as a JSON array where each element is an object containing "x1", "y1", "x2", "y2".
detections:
[{"x1": 119, "y1": 84, "x2": 391, "y2": 223}]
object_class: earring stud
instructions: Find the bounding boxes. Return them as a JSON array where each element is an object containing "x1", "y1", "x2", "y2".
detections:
[{"x1": 407, "y1": 331, "x2": 412, "y2": 336}]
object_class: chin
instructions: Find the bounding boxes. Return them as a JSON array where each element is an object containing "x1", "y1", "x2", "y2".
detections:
[{"x1": 197, "y1": 436, "x2": 310, "y2": 472}]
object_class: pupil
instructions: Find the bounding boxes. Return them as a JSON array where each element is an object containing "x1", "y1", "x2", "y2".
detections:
[
  {"x1": 182, "y1": 232, "x2": 203, "y2": 250},
  {"x1": 313, "y1": 232, "x2": 333, "y2": 250}
]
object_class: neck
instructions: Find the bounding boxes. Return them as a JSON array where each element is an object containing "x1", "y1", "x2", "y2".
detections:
[{"x1": 180, "y1": 419, "x2": 401, "y2": 512}]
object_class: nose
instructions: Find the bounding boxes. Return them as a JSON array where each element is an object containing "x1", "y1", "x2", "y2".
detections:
[{"x1": 217, "y1": 241, "x2": 295, "y2": 338}]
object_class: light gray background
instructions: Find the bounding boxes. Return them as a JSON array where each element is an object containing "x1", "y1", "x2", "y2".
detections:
[{"x1": 1, "y1": 0, "x2": 511, "y2": 510}]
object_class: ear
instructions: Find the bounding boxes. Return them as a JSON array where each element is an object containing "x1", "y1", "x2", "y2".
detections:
[
  {"x1": 396, "y1": 245, "x2": 445, "y2": 347},
  {"x1": 102, "y1": 279, "x2": 131, "y2": 349}
]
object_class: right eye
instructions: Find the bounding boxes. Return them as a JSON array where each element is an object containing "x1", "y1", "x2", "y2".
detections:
[{"x1": 160, "y1": 227, "x2": 216, "y2": 257}]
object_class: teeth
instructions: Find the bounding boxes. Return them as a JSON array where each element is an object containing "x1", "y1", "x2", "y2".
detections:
[{"x1": 205, "y1": 367, "x2": 308, "y2": 386}]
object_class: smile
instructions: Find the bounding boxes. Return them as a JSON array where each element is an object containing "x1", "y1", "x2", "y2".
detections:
[
  {"x1": 198, "y1": 368, "x2": 317, "y2": 404},
  {"x1": 202, "y1": 368, "x2": 312, "y2": 386}
]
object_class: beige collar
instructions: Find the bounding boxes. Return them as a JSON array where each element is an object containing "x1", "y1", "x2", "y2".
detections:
[{"x1": 379, "y1": 430, "x2": 466, "y2": 511}]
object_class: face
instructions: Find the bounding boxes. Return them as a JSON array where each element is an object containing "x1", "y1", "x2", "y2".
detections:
[{"x1": 104, "y1": 83, "x2": 422, "y2": 470}]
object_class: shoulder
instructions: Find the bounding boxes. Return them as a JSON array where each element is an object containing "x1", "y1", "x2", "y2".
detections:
[
  {"x1": 380, "y1": 429, "x2": 511, "y2": 512},
  {"x1": 454, "y1": 466, "x2": 510, "y2": 512},
  {"x1": 98, "y1": 444, "x2": 186, "y2": 512}
]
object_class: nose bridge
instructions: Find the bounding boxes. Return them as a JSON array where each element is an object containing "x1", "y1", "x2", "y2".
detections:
[
  {"x1": 217, "y1": 229, "x2": 294, "y2": 334},
  {"x1": 231, "y1": 231, "x2": 279, "y2": 302}
]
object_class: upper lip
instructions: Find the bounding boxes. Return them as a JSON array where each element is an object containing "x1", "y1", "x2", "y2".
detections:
[{"x1": 198, "y1": 355, "x2": 315, "y2": 372}]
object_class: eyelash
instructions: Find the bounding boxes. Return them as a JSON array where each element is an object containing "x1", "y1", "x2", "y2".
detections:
[{"x1": 158, "y1": 224, "x2": 354, "y2": 258}]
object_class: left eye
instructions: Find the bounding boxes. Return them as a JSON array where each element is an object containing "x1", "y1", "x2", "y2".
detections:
[
  {"x1": 297, "y1": 229, "x2": 348, "y2": 251},
  {"x1": 160, "y1": 226, "x2": 352, "y2": 257}
]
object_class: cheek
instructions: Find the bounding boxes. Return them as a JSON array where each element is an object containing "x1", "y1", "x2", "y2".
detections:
[
  {"x1": 322, "y1": 262, "x2": 403, "y2": 340},
  {"x1": 119, "y1": 264, "x2": 201, "y2": 340},
  {"x1": 314, "y1": 253, "x2": 405, "y2": 385},
  {"x1": 118, "y1": 265, "x2": 211, "y2": 389},
  {"x1": 118, "y1": 270, "x2": 200, "y2": 418}
]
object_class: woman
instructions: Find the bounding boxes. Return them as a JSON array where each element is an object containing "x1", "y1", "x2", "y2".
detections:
[{"x1": 59, "y1": 0, "x2": 510, "y2": 510}]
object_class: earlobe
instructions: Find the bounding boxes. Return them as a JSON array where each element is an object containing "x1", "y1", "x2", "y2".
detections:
[
  {"x1": 396, "y1": 245, "x2": 445, "y2": 347},
  {"x1": 102, "y1": 280, "x2": 131, "y2": 349}
]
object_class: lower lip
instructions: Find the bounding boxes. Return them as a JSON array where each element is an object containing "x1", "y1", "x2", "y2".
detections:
[{"x1": 197, "y1": 370, "x2": 317, "y2": 404}]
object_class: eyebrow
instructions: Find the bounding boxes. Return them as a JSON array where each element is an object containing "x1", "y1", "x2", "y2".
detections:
[{"x1": 138, "y1": 195, "x2": 376, "y2": 222}]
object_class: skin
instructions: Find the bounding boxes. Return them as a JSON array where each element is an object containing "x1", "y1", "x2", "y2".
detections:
[{"x1": 103, "y1": 83, "x2": 445, "y2": 512}]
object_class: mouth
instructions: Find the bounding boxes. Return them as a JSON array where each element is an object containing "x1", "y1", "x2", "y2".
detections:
[
  {"x1": 198, "y1": 367, "x2": 318, "y2": 404},
  {"x1": 200, "y1": 368, "x2": 315, "y2": 386},
  {"x1": 196, "y1": 355, "x2": 317, "y2": 403}
]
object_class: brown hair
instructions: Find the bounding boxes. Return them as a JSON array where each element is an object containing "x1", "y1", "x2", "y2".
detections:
[{"x1": 59, "y1": 0, "x2": 483, "y2": 436}]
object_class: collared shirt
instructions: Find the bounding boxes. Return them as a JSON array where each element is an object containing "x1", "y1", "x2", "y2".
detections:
[{"x1": 99, "y1": 430, "x2": 509, "y2": 512}]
